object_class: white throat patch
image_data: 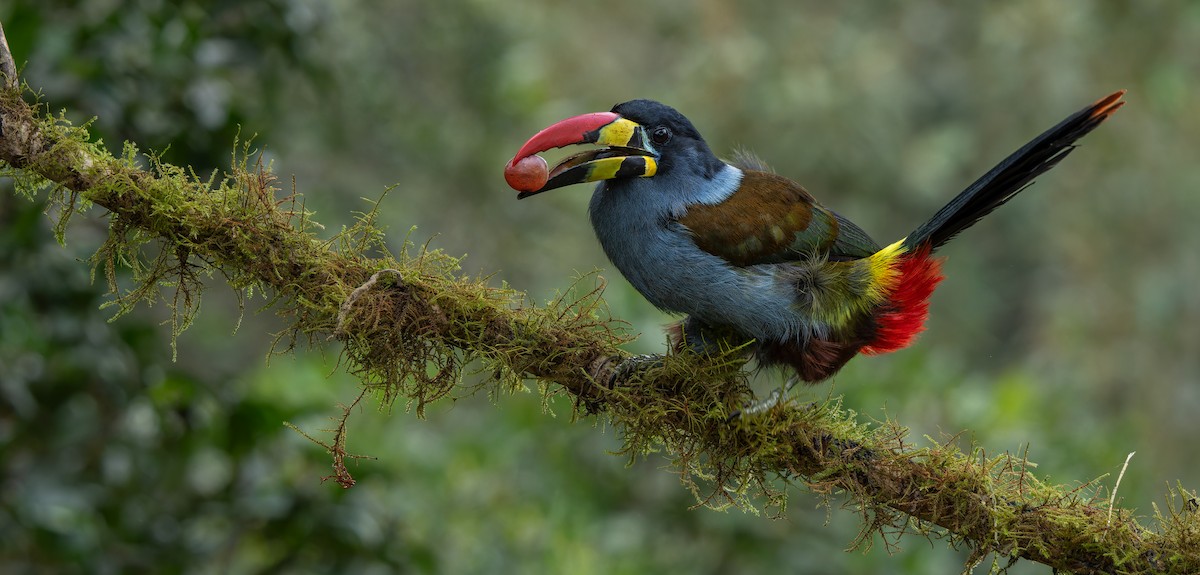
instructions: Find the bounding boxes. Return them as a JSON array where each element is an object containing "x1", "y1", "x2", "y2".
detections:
[{"x1": 693, "y1": 164, "x2": 743, "y2": 205}]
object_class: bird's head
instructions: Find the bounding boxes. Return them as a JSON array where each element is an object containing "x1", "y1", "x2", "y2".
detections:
[{"x1": 505, "y1": 100, "x2": 724, "y2": 199}]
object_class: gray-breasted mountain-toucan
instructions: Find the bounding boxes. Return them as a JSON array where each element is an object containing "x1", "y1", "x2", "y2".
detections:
[{"x1": 505, "y1": 92, "x2": 1124, "y2": 382}]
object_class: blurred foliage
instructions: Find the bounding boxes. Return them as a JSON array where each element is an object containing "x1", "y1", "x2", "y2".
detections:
[
  {"x1": 2, "y1": 0, "x2": 1199, "y2": 573},
  {"x1": 1, "y1": 0, "x2": 325, "y2": 171}
]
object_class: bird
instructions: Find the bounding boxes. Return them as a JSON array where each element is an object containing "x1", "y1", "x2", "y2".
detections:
[{"x1": 504, "y1": 91, "x2": 1125, "y2": 384}]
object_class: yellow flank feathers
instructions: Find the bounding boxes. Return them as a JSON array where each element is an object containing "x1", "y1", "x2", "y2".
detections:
[
  {"x1": 801, "y1": 238, "x2": 909, "y2": 329},
  {"x1": 864, "y1": 239, "x2": 907, "y2": 303}
]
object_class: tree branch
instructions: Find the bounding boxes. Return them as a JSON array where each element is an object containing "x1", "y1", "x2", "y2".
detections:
[
  {"x1": 0, "y1": 22, "x2": 16, "y2": 90},
  {"x1": 1, "y1": 23, "x2": 1196, "y2": 574}
]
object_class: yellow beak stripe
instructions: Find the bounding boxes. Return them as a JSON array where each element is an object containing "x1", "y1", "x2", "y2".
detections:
[
  {"x1": 584, "y1": 156, "x2": 658, "y2": 181},
  {"x1": 596, "y1": 118, "x2": 640, "y2": 147},
  {"x1": 642, "y1": 157, "x2": 658, "y2": 177}
]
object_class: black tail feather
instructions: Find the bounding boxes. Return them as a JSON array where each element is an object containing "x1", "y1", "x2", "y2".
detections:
[{"x1": 906, "y1": 91, "x2": 1125, "y2": 251}]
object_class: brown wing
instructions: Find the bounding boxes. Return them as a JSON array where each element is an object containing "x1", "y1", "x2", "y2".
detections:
[{"x1": 678, "y1": 170, "x2": 880, "y2": 266}]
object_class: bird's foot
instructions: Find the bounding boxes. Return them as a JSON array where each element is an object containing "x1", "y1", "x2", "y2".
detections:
[
  {"x1": 593, "y1": 353, "x2": 665, "y2": 388},
  {"x1": 728, "y1": 376, "x2": 802, "y2": 421}
]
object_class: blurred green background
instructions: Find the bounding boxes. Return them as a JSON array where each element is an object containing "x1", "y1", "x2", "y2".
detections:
[{"x1": 1, "y1": 1, "x2": 1197, "y2": 573}]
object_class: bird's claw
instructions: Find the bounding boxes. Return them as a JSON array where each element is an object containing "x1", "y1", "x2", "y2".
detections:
[
  {"x1": 728, "y1": 376, "x2": 802, "y2": 421},
  {"x1": 595, "y1": 353, "x2": 664, "y2": 388}
]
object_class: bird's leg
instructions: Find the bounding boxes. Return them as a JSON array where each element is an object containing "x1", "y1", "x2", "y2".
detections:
[
  {"x1": 669, "y1": 316, "x2": 750, "y2": 357},
  {"x1": 599, "y1": 317, "x2": 747, "y2": 388}
]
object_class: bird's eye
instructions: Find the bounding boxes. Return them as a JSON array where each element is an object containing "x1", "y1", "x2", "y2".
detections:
[{"x1": 650, "y1": 126, "x2": 672, "y2": 145}]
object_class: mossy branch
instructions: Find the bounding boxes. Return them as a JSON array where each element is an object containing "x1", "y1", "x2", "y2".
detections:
[{"x1": 1, "y1": 27, "x2": 1197, "y2": 575}]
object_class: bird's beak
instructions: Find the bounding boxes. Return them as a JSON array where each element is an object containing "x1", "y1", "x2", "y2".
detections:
[{"x1": 506, "y1": 112, "x2": 659, "y2": 199}]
